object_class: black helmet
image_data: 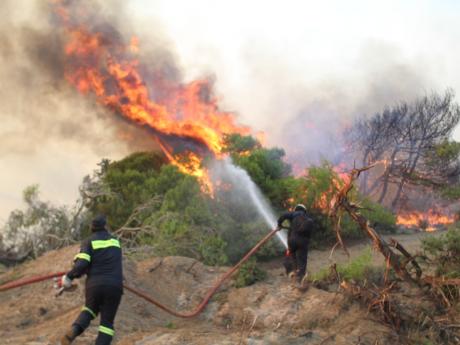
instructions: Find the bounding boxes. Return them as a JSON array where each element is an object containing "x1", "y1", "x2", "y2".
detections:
[
  {"x1": 91, "y1": 214, "x2": 107, "y2": 232},
  {"x1": 294, "y1": 204, "x2": 307, "y2": 212}
]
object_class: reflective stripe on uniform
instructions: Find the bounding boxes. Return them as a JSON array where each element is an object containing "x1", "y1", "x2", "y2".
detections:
[
  {"x1": 81, "y1": 306, "x2": 96, "y2": 318},
  {"x1": 74, "y1": 253, "x2": 91, "y2": 262},
  {"x1": 99, "y1": 325, "x2": 115, "y2": 336},
  {"x1": 91, "y1": 238, "x2": 120, "y2": 250}
]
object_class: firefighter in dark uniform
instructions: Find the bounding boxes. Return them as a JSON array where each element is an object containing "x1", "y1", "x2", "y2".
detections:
[
  {"x1": 277, "y1": 204, "x2": 315, "y2": 287},
  {"x1": 60, "y1": 215, "x2": 123, "y2": 345}
]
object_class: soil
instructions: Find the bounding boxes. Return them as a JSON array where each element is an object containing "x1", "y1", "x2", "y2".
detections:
[{"x1": 0, "y1": 230, "x2": 442, "y2": 345}]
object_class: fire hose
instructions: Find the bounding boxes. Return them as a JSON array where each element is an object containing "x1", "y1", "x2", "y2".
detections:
[{"x1": 0, "y1": 228, "x2": 280, "y2": 318}]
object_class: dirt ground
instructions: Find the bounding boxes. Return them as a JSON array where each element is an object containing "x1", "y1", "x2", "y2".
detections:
[{"x1": 0, "y1": 230, "x2": 440, "y2": 345}]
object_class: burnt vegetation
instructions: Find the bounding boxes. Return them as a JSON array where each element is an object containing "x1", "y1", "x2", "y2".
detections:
[
  {"x1": 348, "y1": 90, "x2": 460, "y2": 210},
  {"x1": 315, "y1": 166, "x2": 460, "y2": 344}
]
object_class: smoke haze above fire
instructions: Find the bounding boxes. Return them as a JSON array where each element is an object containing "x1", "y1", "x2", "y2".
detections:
[{"x1": 0, "y1": 0, "x2": 460, "y2": 219}]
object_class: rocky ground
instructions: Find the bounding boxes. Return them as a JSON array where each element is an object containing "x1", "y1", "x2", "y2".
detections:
[{"x1": 0, "y1": 231, "x2": 440, "y2": 345}]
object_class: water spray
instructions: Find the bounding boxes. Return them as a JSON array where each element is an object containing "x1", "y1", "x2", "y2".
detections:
[{"x1": 211, "y1": 157, "x2": 288, "y2": 248}]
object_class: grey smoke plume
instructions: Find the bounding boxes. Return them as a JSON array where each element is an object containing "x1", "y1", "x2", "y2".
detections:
[
  {"x1": 237, "y1": 40, "x2": 435, "y2": 169},
  {"x1": 0, "y1": 0, "x2": 457, "y2": 219},
  {"x1": 0, "y1": 0, "x2": 173, "y2": 217},
  {"x1": 0, "y1": 0, "x2": 450, "y2": 164},
  {"x1": 0, "y1": 0, "x2": 178, "y2": 158}
]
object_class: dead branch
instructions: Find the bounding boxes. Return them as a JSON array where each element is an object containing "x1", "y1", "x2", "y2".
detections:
[
  {"x1": 341, "y1": 280, "x2": 402, "y2": 330},
  {"x1": 389, "y1": 238, "x2": 422, "y2": 279},
  {"x1": 424, "y1": 276, "x2": 460, "y2": 286},
  {"x1": 114, "y1": 196, "x2": 162, "y2": 247},
  {"x1": 329, "y1": 165, "x2": 419, "y2": 284}
]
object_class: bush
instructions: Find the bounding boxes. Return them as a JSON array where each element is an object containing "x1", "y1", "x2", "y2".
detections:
[
  {"x1": 339, "y1": 246, "x2": 373, "y2": 281},
  {"x1": 1, "y1": 185, "x2": 81, "y2": 258},
  {"x1": 234, "y1": 257, "x2": 267, "y2": 288},
  {"x1": 198, "y1": 235, "x2": 228, "y2": 266},
  {"x1": 311, "y1": 247, "x2": 382, "y2": 284},
  {"x1": 361, "y1": 198, "x2": 396, "y2": 233},
  {"x1": 422, "y1": 226, "x2": 460, "y2": 278},
  {"x1": 82, "y1": 151, "x2": 285, "y2": 266}
]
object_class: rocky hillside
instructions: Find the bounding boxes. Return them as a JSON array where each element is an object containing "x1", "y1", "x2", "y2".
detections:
[{"x1": 0, "y1": 233, "x2": 437, "y2": 345}]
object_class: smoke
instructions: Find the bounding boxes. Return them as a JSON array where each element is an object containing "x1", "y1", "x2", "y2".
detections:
[
  {"x1": 0, "y1": 0, "x2": 458, "y2": 219},
  {"x1": 230, "y1": 40, "x2": 435, "y2": 169},
  {"x1": 0, "y1": 0, "x2": 175, "y2": 217},
  {"x1": 0, "y1": 0, "x2": 449, "y2": 163},
  {"x1": 0, "y1": 0, "x2": 176, "y2": 158}
]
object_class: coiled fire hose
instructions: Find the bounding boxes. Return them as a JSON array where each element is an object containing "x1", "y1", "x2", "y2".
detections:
[{"x1": 0, "y1": 228, "x2": 279, "y2": 318}]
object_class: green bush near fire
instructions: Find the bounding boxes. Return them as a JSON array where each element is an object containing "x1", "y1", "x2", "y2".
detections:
[{"x1": 1, "y1": 134, "x2": 396, "y2": 264}]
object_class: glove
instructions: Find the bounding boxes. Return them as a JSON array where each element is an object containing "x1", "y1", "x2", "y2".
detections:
[{"x1": 60, "y1": 275, "x2": 72, "y2": 289}]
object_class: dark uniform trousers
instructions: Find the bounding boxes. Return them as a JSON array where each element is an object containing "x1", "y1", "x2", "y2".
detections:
[
  {"x1": 285, "y1": 232, "x2": 309, "y2": 280},
  {"x1": 74, "y1": 285, "x2": 123, "y2": 345}
]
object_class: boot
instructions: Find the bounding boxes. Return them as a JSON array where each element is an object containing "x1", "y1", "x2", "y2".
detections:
[
  {"x1": 295, "y1": 273, "x2": 309, "y2": 291},
  {"x1": 60, "y1": 326, "x2": 79, "y2": 345}
]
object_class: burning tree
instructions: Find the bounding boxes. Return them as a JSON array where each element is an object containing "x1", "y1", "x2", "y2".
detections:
[
  {"x1": 348, "y1": 90, "x2": 460, "y2": 212},
  {"x1": 50, "y1": 0, "x2": 256, "y2": 193}
]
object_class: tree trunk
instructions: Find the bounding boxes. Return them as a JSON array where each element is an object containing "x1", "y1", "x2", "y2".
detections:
[
  {"x1": 378, "y1": 147, "x2": 399, "y2": 203},
  {"x1": 391, "y1": 146, "x2": 422, "y2": 210}
]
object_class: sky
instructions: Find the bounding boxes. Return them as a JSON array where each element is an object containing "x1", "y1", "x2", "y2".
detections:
[{"x1": 0, "y1": 0, "x2": 459, "y2": 221}]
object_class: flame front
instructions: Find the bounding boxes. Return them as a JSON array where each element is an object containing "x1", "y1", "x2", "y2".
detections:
[
  {"x1": 396, "y1": 209, "x2": 455, "y2": 231},
  {"x1": 52, "y1": 1, "x2": 250, "y2": 192}
]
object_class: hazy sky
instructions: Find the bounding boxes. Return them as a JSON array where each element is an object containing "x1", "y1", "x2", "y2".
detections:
[
  {"x1": 1, "y1": 0, "x2": 459, "y2": 221},
  {"x1": 129, "y1": 0, "x2": 460, "y2": 136}
]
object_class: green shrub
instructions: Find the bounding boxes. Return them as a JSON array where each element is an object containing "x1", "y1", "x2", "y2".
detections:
[
  {"x1": 198, "y1": 235, "x2": 228, "y2": 266},
  {"x1": 311, "y1": 247, "x2": 382, "y2": 284},
  {"x1": 165, "y1": 321, "x2": 176, "y2": 329},
  {"x1": 361, "y1": 199, "x2": 396, "y2": 233},
  {"x1": 441, "y1": 185, "x2": 460, "y2": 200},
  {"x1": 422, "y1": 227, "x2": 460, "y2": 278},
  {"x1": 234, "y1": 258, "x2": 267, "y2": 288},
  {"x1": 339, "y1": 246, "x2": 373, "y2": 281}
]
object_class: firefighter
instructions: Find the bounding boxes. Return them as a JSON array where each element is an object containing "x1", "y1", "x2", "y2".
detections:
[
  {"x1": 277, "y1": 204, "x2": 315, "y2": 288},
  {"x1": 60, "y1": 215, "x2": 123, "y2": 345}
]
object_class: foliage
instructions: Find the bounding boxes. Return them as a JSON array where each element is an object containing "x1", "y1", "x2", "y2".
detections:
[
  {"x1": 198, "y1": 235, "x2": 228, "y2": 266},
  {"x1": 421, "y1": 226, "x2": 460, "y2": 279},
  {"x1": 360, "y1": 198, "x2": 397, "y2": 233},
  {"x1": 1, "y1": 185, "x2": 82, "y2": 259},
  {"x1": 233, "y1": 257, "x2": 267, "y2": 288},
  {"x1": 425, "y1": 140, "x2": 460, "y2": 171},
  {"x1": 227, "y1": 134, "x2": 292, "y2": 208},
  {"x1": 86, "y1": 152, "x2": 168, "y2": 230},
  {"x1": 286, "y1": 163, "x2": 396, "y2": 246},
  {"x1": 338, "y1": 246, "x2": 374, "y2": 281},
  {"x1": 2, "y1": 138, "x2": 397, "y2": 265},
  {"x1": 165, "y1": 321, "x2": 176, "y2": 329},
  {"x1": 223, "y1": 133, "x2": 260, "y2": 154},
  {"x1": 311, "y1": 247, "x2": 382, "y2": 284},
  {"x1": 441, "y1": 184, "x2": 460, "y2": 200}
]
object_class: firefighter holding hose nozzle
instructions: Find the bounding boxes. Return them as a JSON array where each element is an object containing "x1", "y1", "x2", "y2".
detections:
[
  {"x1": 277, "y1": 204, "x2": 315, "y2": 289},
  {"x1": 59, "y1": 215, "x2": 123, "y2": 345}
]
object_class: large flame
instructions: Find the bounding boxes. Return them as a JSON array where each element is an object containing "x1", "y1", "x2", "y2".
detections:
[
  {"x1": 52, "y1": 1, "x2": 250, "y2": 192},
  {"x1": 396, "y1": 209, "x2": 455, "y2": 231}
]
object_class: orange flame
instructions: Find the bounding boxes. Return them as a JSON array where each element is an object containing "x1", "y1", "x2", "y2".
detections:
[
  {"x1": 156, "y1": 139, "x2": 214, "y2": 195},
  {"x1": 52, "y1": 1, "x2": 250, "y2": 191},
  {"x1": 396, "y1": 209, "x2": 455, "y2": 231}
]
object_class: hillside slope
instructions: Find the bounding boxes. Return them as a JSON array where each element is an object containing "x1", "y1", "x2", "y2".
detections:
[{"x1": 0, "y1": 233, "x2": 434, "y2": 344}]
